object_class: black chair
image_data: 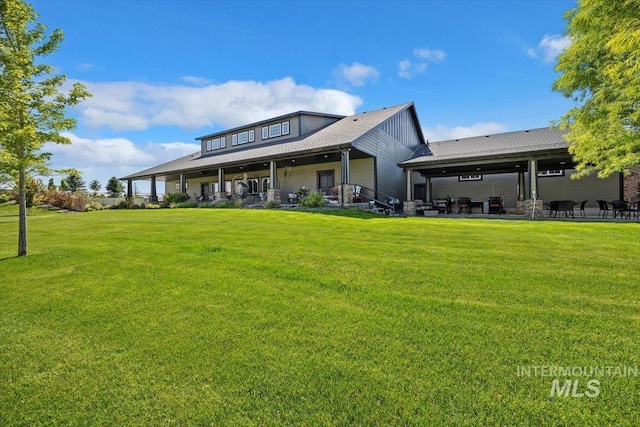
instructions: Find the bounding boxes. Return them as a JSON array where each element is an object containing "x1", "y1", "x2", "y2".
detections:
[
  {"x1": 597, "y1": 200, "x2": 609, "y2": 218},
  {"x1": 458, "y1": 197, "x2": 471, "y2": 214},
  {"x1": 611, "y1": 200, "x2": 631, "y2": 219},
  {"x1": 549, "y1": 200, "x2": 559, "y2": 217},
  {"x1": 557, "y1": 200, "x2": 576, "y2": 218},
  {"x1": 579, "y1": 200, "x2": 588, "y2": 218},
  {"x1": 488, "y1": 197, "x2": 502, "y2": 214}
]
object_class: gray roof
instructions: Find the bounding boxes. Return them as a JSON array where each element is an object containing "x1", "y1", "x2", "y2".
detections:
[
  {"x1": 400, "y1": 127, "x2": 569, "y2": 167},
  {"x1": 122, "y1": 102, "x2": 414, "y2": 180}
]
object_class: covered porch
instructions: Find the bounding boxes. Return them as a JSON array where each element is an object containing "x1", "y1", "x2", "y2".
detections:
[{"x1": 123, "y1": 146, "x2": 378, "y2": 207}]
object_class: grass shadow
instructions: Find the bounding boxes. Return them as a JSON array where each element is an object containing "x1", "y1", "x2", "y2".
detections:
[{"x1": 293, "y1": 208, "x2": 388, "y2": 220}]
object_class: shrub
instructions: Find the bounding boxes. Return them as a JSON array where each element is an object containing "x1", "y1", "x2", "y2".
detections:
[
  {"x1": 175, "y1": 201, "x2": 198, "y2": 208},
  {"x1": 197, "y1": 202, "x2": 214, "y2": 208},
  {"x1": 110, "y1": 200, "x2": 129, "y2": 210},
  {"x1": 164, "y1": 192, "x2": 189, "y2": 205},
  {"x1": 0, "y1": 192, "x2": 12, "y2": 203},
  {"x1": 299, "y1": 191, "x2": 325, "y2": 208},
  {"x1": 145, "y1": 203, "x2": 161, "y2": 209},
  {"x1": 212, "y1": 200, "x2": 234, "y2": 208},
  {"x1": 234, "y1": 198, "x2": 244, "y2": 208},
  {"x1": 265, "y1": 200, "x2": 280, "y2": 209},
  {"x1": 84, "y1": 201, "x2": 104, "y2": 212}
]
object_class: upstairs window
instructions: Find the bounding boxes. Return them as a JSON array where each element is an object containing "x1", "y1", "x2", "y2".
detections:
[
  {"x1": 238, "y1": 131, "x2": 249, "y2": 144},
  {"x1": 282, "y1": 121, "x2": 290, "y2": 135},
  {"x1": 269, "y1": 123, "x2": 282, "y2": 138},
  {"x1": 262, "y1": 126, "x2": 269, "y2": 140}
]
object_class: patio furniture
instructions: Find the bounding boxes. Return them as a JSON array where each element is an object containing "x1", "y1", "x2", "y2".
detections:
[
  {"x1": 287, "y1": 193, "x2": 298, "y2": 203},
  {"x1": 579, "y1": 200, "x2": 588, "y2": 218},
  {"x1": 597, "y1": 200, "x2": 610, "y2": 218},
  {"x1": 458, "y1": 197, "x2": 471, "y2": 214},
  {"x1": 611, "y1": 200, "x2": 632, "y2": 219},
  {"x1": 548, "y1": 200, "x2": 559, "y2": 217},
  {"x1": 488, "y1": 197, "x2": 502, "y2": 214},
  {"x1": 353, "y1": 184, "x2": 365, "y2": 203},
  {"x1": 436, "y1": 199, "x2": 451, "y2": 213},
  {"x1": 557, "y1": 200, "x2": 576, "y2": 218}
]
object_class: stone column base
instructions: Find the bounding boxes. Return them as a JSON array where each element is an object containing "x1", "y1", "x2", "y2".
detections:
[
  {"x1": 267, "y1": 188, "x2": 281, "y2": 203},
  {"x1": 517, "y1": 199, "x2": 544, "y2": 218},
  {"x1": 338, "y1": 184, "x2": 354, "y2": 206},
  {"x1": 403, "y1": 201, "x2": 417, "y2": 216}
]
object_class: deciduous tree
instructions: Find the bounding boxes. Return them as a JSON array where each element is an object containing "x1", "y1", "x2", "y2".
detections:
[
  {"x1": 553, "y1": 0, "x2": 640, "y2": 178},
  {"x1": 0, "y1": 0, "x2": 90, "y2": 255}
]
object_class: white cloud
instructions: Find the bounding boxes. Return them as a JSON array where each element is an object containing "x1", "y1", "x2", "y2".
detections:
[
  {"x1": 43, "y1": 133, "x2": 200, "y2": 193},
  {"x1": 528, "y1": 34, "x2": 571, "y2": 63},
  {"x1": 413, "y1": 48, "x2": 447, "y2": 62},
  {"x1": 333, "y1": 62, "x2": 379, "y2": 87},
  {"x1": 422, "y1": 122, "x2": 508, "y2": 141},
  {"x1": 398, "y1": 47, "x2": 447, "y2": 79},
  {"x1": 180, "y1": 75, "x2": 214, "y2": 86},
  {"x1": 73, "y1": 77, "x2": 362, "y2": 132}
]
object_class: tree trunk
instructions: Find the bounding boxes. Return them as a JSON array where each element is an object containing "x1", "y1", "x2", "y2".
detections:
[{"x1": 18, "y1": 169, "x2": 27, "y2": 256}]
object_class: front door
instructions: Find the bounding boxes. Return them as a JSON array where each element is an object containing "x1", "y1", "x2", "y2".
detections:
[
  {"x1": 201, "y1": 183, "x2": 209, "y2": 200},
  {"x1": 317, "y1": 170, "x2": 335, "y2": 195}
]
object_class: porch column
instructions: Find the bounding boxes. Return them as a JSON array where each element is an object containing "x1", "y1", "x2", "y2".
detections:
[
  {"x1": 150, "y1": 175, "x2": 157, "y2": 203},
  {"x1": 425, "y1": 177, "x2": 432, "y2": 202},
  {"x1": 341, "y1": 149, "x2": 351, "y2": 184},
  {"x1": 406, "y1": 170, "x2": 413, "y2": 201},
  {"x1": 180, "y1": 173, "x2": 187, "y2": 195},
  {"x1": 517, "y1": 171, "x2": 525, "y2": 201},
  {"x1": 267, "y1": 161, "x2": 280, "y2": 203},
  {"x1": 528, "y1": 159, "x2": 538, "y2": 199},
  {"x1": 215, "y1": 168, "x2": 227, "y2": 201},
  {"x1": 269, "y1": 161, "x2": 277, "y2": 189},
  {"x1": 127, "y1": 180, "x2": 133, "y2": 200}
]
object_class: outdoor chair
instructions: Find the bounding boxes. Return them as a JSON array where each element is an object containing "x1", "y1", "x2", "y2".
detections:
[
  {"x1": 488, "y1": 197, "x2": 502, "y2": 214},
  {"x1": 287, "y1": 193, "x2": 298, "y2": 204},
  {"x1": 611, "y1": 200, "x2": 631, "y2": 219},
  {"x1": 353, "y1": 184, "x2": 365, "y2": 203},
  {"x1": 548, "y1": 200, "x2": 559, "y2": 217},
  {"x1": 436, "y1": 199, "x2": 450, "y2": 213},
  {"x1": 557, "y1": 200, "x2": 576, "y2": 218},
  {"x1": 597, "y1": 200, "x2": 609, "y2": 218},
  {"x1": 457, "y1": 197, "x2": 471, "y2": 214},
  {"x1": 579, "y1": 200, "x2": 588, "y2": 218}
]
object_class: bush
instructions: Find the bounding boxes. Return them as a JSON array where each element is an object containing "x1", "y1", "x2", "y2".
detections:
[
  {"x1": 234, "y1": 198, "x2": 244, "y2": 208},
  {"x1": 164, "y1": 192, "x2": 189, "y2": 205},
  {"x1": 299, "y1": 191, "x2": 325, "y2": 208},
  {"x1": 265, "y1": 200, "x2": 280, "y2": 209},
  {"x1": 175, "y1": 201, "x2": 198, "y2": 208},
  {"x1": 145, "y1": 203, "x2": 161, "y2": 209},
  {"x1": 197, "y1": 202, "x2": 214, "y2": 208},
  {"x1": 0, "y1": 192, "x2": 12, "y2": 204},
  {"x1": 84, "y1": 201, "x2": 104, "y2": 212},
  {"x1": 212, "y1": 200, "x2": 234, "y2": 208},
  {"x1": 110, "y1": 200, "x2": 129, "y2": 210}
]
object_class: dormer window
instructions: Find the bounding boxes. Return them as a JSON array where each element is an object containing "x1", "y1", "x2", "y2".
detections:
[{"x1": 269, "y1": 123, "x2": 282, "y2": 138}]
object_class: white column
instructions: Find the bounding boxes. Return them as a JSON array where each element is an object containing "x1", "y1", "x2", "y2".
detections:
[
  {"x1": 406, "y1": 170, "x2": 413, "y2": 201},
  {"x1": 529, "y1": 159, "x2": 538, "y2": 199}
]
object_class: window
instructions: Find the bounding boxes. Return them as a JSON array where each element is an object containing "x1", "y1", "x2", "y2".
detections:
[
  {"x1": 225, "y1": 181, "x2": 232, "y2": 194},
  {"x1": 262, "y1": 126, "x2": 269, "y2": 140},
  {"x1": 238, "y1": 131, "x2": 249, "y2": 144},
  {"x1": 212, "y1": 182, "x2": 218, "y2": 193},
  {"x1": 211, "y1": 138, "x2": 221, "y2": 150},
  {"x1": 282, "y1": 121, "x2": 290, "y2": 135},
  {"x1": 248, "y1": 130, "x2": 255, "y2": 142},
  {"x1": 220, "y1": 136, "x2": 226, "y2": 148},
  {"x1": 247, "y1": 178, "x2": 259, "y2": 194},
  {"x1": 538, "y1": 170, "x2": 564, "y2": 177},
  {"x1": 261, "y1": 177, "x2": 270, "y2": 193},
  {"x1": 176, "y1": 182, "x2": 180, "y2": 190},
  {"x1": 269, "y1": 123, "x2": 282, "y2": 138},
  {"x1": 459, "y1": 174, "x2": 482, "y2": 181},
  {"x1": 206, "y1": 140, "x2": 212, "y2": 151},
  {"x1": 232, "y1": 134, "x2": 238, "y2": 146}
]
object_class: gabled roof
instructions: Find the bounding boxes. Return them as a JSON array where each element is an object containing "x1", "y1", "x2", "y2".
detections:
[
  {"x1": 400, "y1": 127, "x2": 569, "y2": 167},
  {"x1": 122, "y1": 102, "x2": 416, "y2": 180}
]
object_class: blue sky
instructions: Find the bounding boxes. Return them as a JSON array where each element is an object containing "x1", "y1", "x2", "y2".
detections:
[{"x1": 30, "y1": 0, "x2": 576, "y2": 192}]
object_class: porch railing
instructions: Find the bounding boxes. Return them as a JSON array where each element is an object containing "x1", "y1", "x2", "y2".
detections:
[{"x1": 354, "y1": 184, "x2": 401, "y2": 213}]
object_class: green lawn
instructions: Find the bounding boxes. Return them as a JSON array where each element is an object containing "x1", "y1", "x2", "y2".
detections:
[{"x1": 1, "y1": 203, "x2": 639, "y2": 425}]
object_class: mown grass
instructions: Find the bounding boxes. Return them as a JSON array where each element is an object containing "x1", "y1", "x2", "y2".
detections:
[{"x1": 1, "y1": 203, "x2": 639, "y2": 425}]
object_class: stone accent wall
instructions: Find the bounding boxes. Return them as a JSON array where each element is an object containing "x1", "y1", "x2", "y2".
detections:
[
  {"x1": 338, "y1": 184, "x2": 354, "y2": 206},
  {"x1": 516, "y1": 199, "x2": 544, "y2": 218},
  {"x1": 403, "y1": 201, "x2": 417, "y2": 216},
  {"x1": 624, "y1": 167, "x2": 640, "y2": 201},
  {"x1": 267, "y1": 188, "x2": 281, "y2": 203}
]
